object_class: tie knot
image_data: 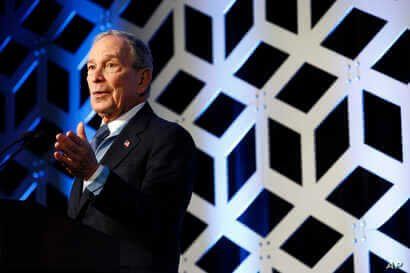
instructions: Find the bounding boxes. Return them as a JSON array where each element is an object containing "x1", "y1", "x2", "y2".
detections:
[{"x1": 91, "y1": 124, "x2": 110, "y2": 151}]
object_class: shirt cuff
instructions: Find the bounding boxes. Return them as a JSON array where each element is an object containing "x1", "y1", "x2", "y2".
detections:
[{"x1": 83, "y1": 165, "x2": 110, "y2": 195}]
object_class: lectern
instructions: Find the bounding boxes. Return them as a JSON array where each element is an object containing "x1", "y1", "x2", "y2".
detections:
[{"x1": 0, "y1": 200, "x2": 120, "y2": 272}]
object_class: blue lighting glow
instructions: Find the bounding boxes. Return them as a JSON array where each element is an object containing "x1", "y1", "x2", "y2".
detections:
[
  {"x1": 19, "y1": 0, "x2": 39, "y2": 24},
  {"x1": 28, "y1": 117, "x2": 41, "y2": 131},
  {"x1": 12, "y1": 60, "x2": 38, "y2": 94},
  {"x1": 19, "y1": 182, "x2": 37, "y2": 201},
  {"x1": 52, "y1": 11, "x2": 76, "y2": 41},
  {"x1": 0, "y1": 36, "x2": 11, "y2": 52}
]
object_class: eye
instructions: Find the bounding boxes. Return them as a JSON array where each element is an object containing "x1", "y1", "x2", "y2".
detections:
[
  {"x1": 105, "y1": 62, "x2": 120, "y2": 73},
  {"x1": 107, "y1": 62, "x2": 118, "y2": 68},
  {"x1": 87, "y1": 64, "x2": 96, "y2": 71}
]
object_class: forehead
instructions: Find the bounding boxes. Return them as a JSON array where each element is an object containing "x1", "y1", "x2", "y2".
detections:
[{"x1": 88, "y1": 35, "x2": 131, "y2": 61}]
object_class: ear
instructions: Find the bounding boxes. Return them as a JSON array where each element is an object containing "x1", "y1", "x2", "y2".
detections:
[{"x1": 136, "y1": 68, "x2": 152, "y2": 96}]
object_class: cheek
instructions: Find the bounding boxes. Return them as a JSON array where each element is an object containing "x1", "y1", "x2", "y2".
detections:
[
  {"x1": 110, "y1": 73, "x2": 126, "y2": 87},
  {"x1": 112, "y1": 76, "x2": 134, "y2": 99},
  {"x1": 111, "y1": 88, "x2": 123, "y2": 104}
]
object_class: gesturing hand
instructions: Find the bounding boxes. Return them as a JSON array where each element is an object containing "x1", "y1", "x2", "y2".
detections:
[{"x1": 54, "y1": 122, "x2": 98, "y2": 180}]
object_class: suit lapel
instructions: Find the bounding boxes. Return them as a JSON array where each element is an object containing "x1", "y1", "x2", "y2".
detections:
[
  {"x1": 72, "y1": 103, "x2": 153, "y2": 219},
  {"x1": 100, "y1": 103, "x2": 153, "y2": 169}
]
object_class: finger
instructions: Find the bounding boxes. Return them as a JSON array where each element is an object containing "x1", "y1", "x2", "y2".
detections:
[
  {"x1": 53, "y1": 151, "x2": 62, "y2": 161},
  {"x1": 54, "y1": 151, "x2": 82, "y2": 177},
  {"x1": 77, "y1": 122, "x2": 88, "y2": 142},
  {"x1": 67, "y1": 131, "x2": 84, "y2": 146},
  {"x1": 64, "y1": 167, "x2": 73, "y2": 176},
  {"x1": 55, "y1": 133, "x2": 82, "y2": 155},
  {"x1": 55, "y1": 147, "x2": 81, "y2": 163},
  {"x1": 54, "y1": 151, "x2": 76, "y2": 167}
]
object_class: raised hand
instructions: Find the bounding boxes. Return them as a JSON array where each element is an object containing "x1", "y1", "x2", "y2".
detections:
[{"x1": 54, "y1": 122, "x2": 99, "y2": 180}]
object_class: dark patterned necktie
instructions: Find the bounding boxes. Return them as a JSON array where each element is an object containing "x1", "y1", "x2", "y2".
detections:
[{"x1": 90, "y1": 124, "x2": 110, "y2": 151}]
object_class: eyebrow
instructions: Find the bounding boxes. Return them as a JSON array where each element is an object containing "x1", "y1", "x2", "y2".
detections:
[{"x1": 87, "y1": 54, "x2": 121, "y2": 63}]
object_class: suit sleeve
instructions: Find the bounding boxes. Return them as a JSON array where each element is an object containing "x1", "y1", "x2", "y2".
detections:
[{"x1": 92, "y1": 125, "x2": 196, "y2": 232}]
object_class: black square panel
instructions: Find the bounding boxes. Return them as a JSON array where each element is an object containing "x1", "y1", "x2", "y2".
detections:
[
  {"x1": 149, "y1": 12, "x2": 174, "y2": 79},
  {"x1": 326, "y1": 167, "x2": 393, "y2": 218},
  {"x1": 372, "y1": 29, "x2": 409, "y2": 84},
  {"x1": 15, "y1": 66, "x2": 37, "y2": 127},
  {"x1": 194, "y1": 93, "x2": 245, "y2": 137},
  {"x1": 237, "y1": 189, "x2": 293, "y2": 237},
  {"x1": 193, "y1": 148, "x2": 215, "y2": 205},
  {"x1": 378, "y1": 200, "x2": 409, "y2": 248},
  {"x1": 156, "y1": 70, "x2": 204, "y2": 114},
  {"x1": 227, "y1": 126, "x2": 256, "y2": 201},
  {"x1": 334, "y1": 255, "x2": 354, "y2": 273},
  {"x1": 370, "y1": 252, "x2": 405, "y2": 273},
  {"x1": 364, "y1": 91, "x2": 403, "y2": 162},
  {"x1": 311, "y1": 0, "x2": 337, "y2": 28},
  {"x1": 185, "y1": 5, "x2": 213, "y2": 63},
  {"x1": 266, "y1": 0, "x2": 298, "y2": 34},
  {"x1": 80, "y1": 65, "x2": 89, "y2": 107},
  {"x1": 235, "y1": 42, "x2": 289, "y2": 89},
  {"x1": 89, "y1": 0, "x2": 114, "y2": 9},
  {"x1": 268, "y1": 118, "x2": 302, "y2": 184},
  {"x1": 0, "y1": 160, "x2": 29, "y2": 196},
  {"x1": 276, "y1": 63, "x2": 337, "y2": 113},
  {"x1": 181, "y1": 212, "x2": 207, "y2": 253},
  {"x1": 0, "y1": 38, "x2": 30, "y2": 76},
  {"x1": 225, "y1": 0, "x2": 253, "y2": 58},
  {"x1": 321, "y1": 8, "x2": 386, "y2": 59},
  {"x1": 120, "y1": 0, "x2": 162, "y2": 28},
  {"x1": 280, "y1": 216, "x2": 342, "y2": 268},
  {"x1": 54, "y1": 14, "x2": 94, "y2": 53},
  {"x1": 197, "y1": 236, "x2": 250, "y2": 273},
  {"x1": 315, "y1": 98, "x2": 349, "y2": 180},
  {"x1": 22, "y1": 0, "x2": 62, "y2": 35},
  {"x1": 47, "y1": 60, "x2": 69, "y2": 112}
]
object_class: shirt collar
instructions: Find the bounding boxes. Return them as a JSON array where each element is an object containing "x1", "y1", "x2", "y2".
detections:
[{"x1": 101, "y1": 102, "x2": 146, "y2": 137}]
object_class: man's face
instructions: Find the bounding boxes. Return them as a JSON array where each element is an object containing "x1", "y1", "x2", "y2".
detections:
[{"x1": 86, "y1": 35, "x2": 143, "y2": 123}]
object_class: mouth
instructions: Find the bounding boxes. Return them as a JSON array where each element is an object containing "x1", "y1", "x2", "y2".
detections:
[{"x1": 92, "y1": 91, "x2": 110, "y2": 98}]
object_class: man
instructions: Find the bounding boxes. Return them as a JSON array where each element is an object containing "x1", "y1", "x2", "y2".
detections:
[{"x1": 53, "y1": 30, "x2": 195, "y2": 273}]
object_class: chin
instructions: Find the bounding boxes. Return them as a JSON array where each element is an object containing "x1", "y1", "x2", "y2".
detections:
[{"x1": 91, "y1": 102, "x2": 113, "y2": 115}]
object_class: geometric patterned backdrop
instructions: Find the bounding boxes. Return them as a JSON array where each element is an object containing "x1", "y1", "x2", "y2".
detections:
[{"x1": 0, "y1": 1, "x2": 408, "y2": 272}]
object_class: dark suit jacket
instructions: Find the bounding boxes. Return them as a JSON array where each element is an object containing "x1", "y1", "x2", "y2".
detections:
[{"x1": 67, "y1": 103, "x2": 195, "y2": 273}]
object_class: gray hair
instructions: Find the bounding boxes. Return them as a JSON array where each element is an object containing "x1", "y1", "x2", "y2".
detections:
[{"x1": 93, "y1": 29, "x2": 154, "y2": 72}]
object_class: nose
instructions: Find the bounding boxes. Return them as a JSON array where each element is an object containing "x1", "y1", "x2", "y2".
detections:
[{"x1": 87, "y1": 67, "x2": 105, "y2": 83}]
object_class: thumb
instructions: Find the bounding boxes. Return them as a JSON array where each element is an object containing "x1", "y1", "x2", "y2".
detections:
[{"x1": 77, "y1": 122, "x2": 88, "y2": 142}]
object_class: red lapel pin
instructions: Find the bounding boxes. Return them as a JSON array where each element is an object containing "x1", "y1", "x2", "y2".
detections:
[{"x1": 123, "y1": 140, "x2": 130, "y2": 148}]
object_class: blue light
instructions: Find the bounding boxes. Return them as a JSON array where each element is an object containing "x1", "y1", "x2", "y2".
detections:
[
  {"x1": 117, "y1": 0, "x2": 131, "y2": 15},
  {"x1": 28, "y1": 117, "x2": 41, "y2": 131},
  {"x1": 19, "y1": 182, "x2": 37, "y2": 201},
  {"x1": 52, "y1": 11, "x2": 76, "y2": 41},
  {"x1": 19, "y1": 0, "x2": 39, "y2": 24},
  {"x1": 0, "y1": 36, "x2": 11, "y2": 52},
  {"x1": 12, "y1": 60, "x2": 39, "y2": 94},
  {"x1": 0, "y1": 153, "x2": 11, "y2": 167},
  {"x1": 60, "y1": 176, "x2": 74, "y2": 198}
]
